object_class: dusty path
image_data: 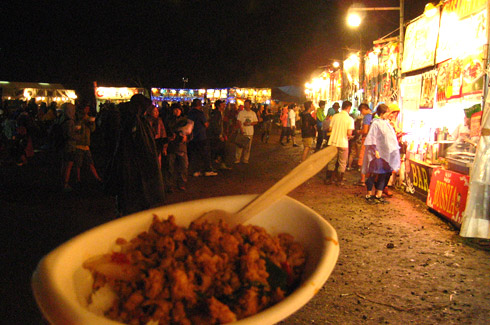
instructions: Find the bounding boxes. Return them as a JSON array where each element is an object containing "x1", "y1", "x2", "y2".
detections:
[{"x1": 2, "y1": 131, "x2": 489, "y2": 324}]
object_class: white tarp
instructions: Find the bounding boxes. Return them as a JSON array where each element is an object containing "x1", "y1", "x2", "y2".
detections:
[{"x1": 460, "y1": 88, "x2": 490, "y2": 238}]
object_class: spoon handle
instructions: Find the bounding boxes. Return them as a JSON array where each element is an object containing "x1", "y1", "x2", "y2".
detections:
[{"x1": 234, "y1": 146, "x2": 338, "y2": 224}]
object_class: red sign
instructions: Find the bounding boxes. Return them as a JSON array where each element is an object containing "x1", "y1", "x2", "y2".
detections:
[{"x1": 427, "y1": 168, "x2": 470, "y2": 227}]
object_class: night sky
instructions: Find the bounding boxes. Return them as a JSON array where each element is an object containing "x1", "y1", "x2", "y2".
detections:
[{"x1": 2, "y1": 0, "x2": 428, "y2": 91}]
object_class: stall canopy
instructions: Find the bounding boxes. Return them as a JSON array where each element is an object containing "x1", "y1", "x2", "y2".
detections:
[
  {"x1": 0, "y1": 81, "x2": 77, "y2": 104},
  {"x1": 272, "y1": 86, "x2": 302, "y2": 103}
]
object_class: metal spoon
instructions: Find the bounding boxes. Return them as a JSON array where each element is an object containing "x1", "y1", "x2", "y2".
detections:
[{"x1": 197, "y1": 146, "x2": 338, "y2": 226}]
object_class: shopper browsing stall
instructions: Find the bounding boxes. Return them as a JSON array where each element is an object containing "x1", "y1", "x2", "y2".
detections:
[{"x1": 362, "y1": 104, "x2": 400, "y2": 204}]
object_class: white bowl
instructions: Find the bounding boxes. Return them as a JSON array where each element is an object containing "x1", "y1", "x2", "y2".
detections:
[{"x1": 32, "y1": 194, "x2": 339, "y2": 324}]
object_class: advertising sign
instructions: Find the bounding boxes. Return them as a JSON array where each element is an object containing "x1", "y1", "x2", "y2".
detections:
[
  {"x1": 402, "y1": 13, "x2": 440, "y2": 73},
  {"x1": 427, "y1": 168, "x2": 470, "y2": 227},
  {"x1": 405, "y1": 159, "x2": 434, "y2": 201}
]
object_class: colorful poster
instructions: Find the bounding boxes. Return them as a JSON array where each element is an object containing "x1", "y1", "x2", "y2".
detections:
[
  {"x1": 436, "y1": 58, "x2": 463, "y2": 105},
  {"x1": 461, "y1": 54, "x2": 485, "y2": 98},
  {"x1": 420, "y1": 71, "x2": 436, "y2": 109},
  {"x1": 402, "y1": 12, "x2": 440, "y2": 73},
  {"x1": 405, "y1": 159, "x2": 434, "y2": 201},
  {"x1": 427, "y1": 168, "x2": 470, "y2": 228}
]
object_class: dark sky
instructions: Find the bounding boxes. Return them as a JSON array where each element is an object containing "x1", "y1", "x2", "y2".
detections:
[{"x1": 2, "y1": 0, "x2": 428, "y2": 90}]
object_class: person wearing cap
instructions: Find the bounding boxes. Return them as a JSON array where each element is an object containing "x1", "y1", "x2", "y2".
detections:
[{"x1": 315, "y1": 100, "x2": 327, "y2": 152}]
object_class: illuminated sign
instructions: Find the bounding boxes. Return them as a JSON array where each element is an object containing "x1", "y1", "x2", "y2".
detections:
[{"x1": 95, "y1": 87, "x2": 142, "y2": 100}]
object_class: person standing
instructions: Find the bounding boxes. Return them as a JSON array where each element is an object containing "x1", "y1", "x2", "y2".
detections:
[
  {"x1": 60, "y1": 103, "x2": 80, "y2": 191},
  {"x1": 356, "y1": 103, "x2": 373, "y2": 186},
  {"x1": 288, "y1": 104, "x2": 299, "y2": 147},
  {"x1": 104, "y1": 94, "x2": 165, "y2": 216},
  {"x1": 73, "y1": 105, "x2": 103, "y2": 186},
  {"x1": 315, "y1": 100, "x2": 327, "y2": 152},
  {"x1": 167, "y1": 104, "x2": 191, "y2": 191},
  {"x1": 235, "y1": 99, "x2": 258, "y2": 164},
  {"x1": 260, "y1": 105, "x2": 273, "y2": 143},
  {"x1": 208, "y1": 99, "x2": 231, "y2": 170},
  {"x1": 362, "y1": 104, "x2": 400, "y2": 204},
  {"x1": 325, "y1": 100, "x2": 354, "y2": 186},
  {"x1": 300, "y1": 101, "x2": 317, "y2": 162},
  {"x1": 187, "y1": 98, "x2": 217, "y2": 177},
  {"x1": 279, "y1": 105, "x2": 289, "y2": 145}
]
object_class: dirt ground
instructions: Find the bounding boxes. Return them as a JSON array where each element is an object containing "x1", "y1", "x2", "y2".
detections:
[{"x1": 2, "y1": 128, "x2": 490, "y2": 324}]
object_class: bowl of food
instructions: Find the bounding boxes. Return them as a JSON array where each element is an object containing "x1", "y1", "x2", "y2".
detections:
[{"x1": 32, "y1": 194, "x2": 339, "y2": 324}]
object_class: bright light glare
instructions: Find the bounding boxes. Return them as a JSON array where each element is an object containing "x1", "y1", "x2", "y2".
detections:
[
  {"x1": 347, "y1": 13, "x2": 361, "y2": 27},
  {"x1": 424, "y1": 3, "x2": 437, "y2": 18},
  {"x1": 333, "y1": 61, "x2": 340, "y2": 68}
]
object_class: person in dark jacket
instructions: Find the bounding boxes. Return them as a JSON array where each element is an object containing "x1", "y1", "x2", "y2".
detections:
[
  {"x1": 187, "y1": 98, "x2": 217, "y2": 177},
  {"x1": 104, "y1": 94, "x2": 165, "y2": 217}
]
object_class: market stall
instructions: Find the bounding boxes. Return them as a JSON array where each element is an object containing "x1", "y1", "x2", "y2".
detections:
[
  {"x1": 0, "y1": 81, "x2": 77, "y2": 105},
  {"x1": 399, "y1": 0, "x2": 488, "y2": 228},
  {"x1": 94, "y1": 86, "x2": 145, "y2": 112}
]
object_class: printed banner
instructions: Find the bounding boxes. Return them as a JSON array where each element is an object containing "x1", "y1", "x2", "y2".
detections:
[
  {"x1": 427, "y1": 168, "x2": 470, "y2": 228},
  {"x1": 405, "y1": 159, "x2": 434, "y2": 201},
  {"x1": 420, "y1": 70, "x2": 437, "y2": 109}
]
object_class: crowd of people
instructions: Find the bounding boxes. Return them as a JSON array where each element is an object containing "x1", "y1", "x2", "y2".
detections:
[{"x1": 0, "y1": 94, "x2": 404, "y2": 216}]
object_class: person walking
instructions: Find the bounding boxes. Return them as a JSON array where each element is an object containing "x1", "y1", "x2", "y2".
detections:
[
  {"x1": 60, "y1": 103, "x2": 80, "y2": 192},
  {"x1": 234, "y1": 99, "x2": 258, "y2": 164},
  {"x1": 325, "y1": 100, "x2": 354, "y2": 186},
  {"x1": 362, "y1": 103, "x2": 401, "y2": 204}
]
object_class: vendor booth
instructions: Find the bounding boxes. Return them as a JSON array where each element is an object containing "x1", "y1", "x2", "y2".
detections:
[{"x1": 0, "y1": 81, "x2": 77, "y2": 105}]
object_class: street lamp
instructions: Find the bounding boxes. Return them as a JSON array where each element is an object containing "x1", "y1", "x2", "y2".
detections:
[{"x1": 346, "y1": 1, "x2": 404, "y2": 104}]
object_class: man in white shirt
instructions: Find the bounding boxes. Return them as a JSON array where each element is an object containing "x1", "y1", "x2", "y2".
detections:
[
  {"x1": 326, "y1": 100, "x2": 354, "y2": 185},
  {"x1": 235, "y1": 99, "x2": 258, "y2": 164}
]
